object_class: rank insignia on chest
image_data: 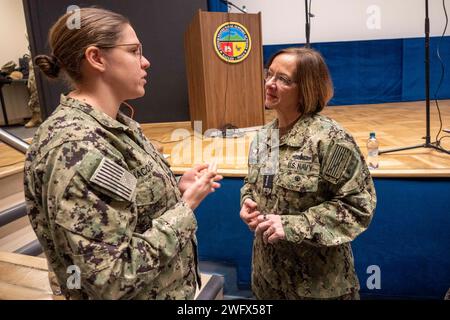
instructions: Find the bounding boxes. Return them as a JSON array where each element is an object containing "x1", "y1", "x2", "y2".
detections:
[
  {"x1": 90, "y1": 157, "x2": 137, "y2": 201},
  {"x1": 262, "y1": 174, "x2": 274, "y2": 195}
]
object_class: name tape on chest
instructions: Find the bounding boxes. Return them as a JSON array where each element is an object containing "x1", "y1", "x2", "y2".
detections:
[
  {"x1": 90, "y1": 157, "x2": 137, "y2": 201},
  {"x1": 288, "y1": 160, "x2": 314, "y2": 172}
]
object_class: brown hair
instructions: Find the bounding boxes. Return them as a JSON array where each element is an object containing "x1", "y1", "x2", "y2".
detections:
[
  {"x1": 34, "y1": 7, "x2": 129, "y2": 84},
  {"x1": 267, "y1": 47, "x2": 334, "y2": 115}
]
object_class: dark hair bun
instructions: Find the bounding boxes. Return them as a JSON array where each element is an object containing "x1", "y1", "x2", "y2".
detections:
[{"x1": 34, "y1": 55, "x2": 60, "y2": 79}]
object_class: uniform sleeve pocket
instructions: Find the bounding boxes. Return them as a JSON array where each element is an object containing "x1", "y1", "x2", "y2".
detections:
[
  {"x1": 276, "y1": 169, "x2": 319, "y2": 193},
  {"x1": 72, "y1": 247, "x2": 112, "y2": 276}
]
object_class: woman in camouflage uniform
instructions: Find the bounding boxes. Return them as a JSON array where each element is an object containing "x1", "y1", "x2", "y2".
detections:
[
  {"x1": 240, "y1": 48, "x2": 376, "y2": 300},
  {"x1": 25, "y1": 7, "x2": 221, "y2": 299}
]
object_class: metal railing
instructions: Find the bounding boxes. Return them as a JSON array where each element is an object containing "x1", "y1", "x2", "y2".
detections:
[
  {"x1": 0, "y1": 202, "x2": 27, "y2": 227},
  {"x1": 0, "y1": 128, "x2": 43, "y2": 255},
  {"x1": 0, "y1": 128, "x2": 29, "y2": 154},
  {"x1": 14, "y1": 239, "x2": 42, "y2": 256}
]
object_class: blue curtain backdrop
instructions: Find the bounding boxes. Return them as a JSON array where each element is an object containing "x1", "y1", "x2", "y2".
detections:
[
  {"x1": 207, "y1": 0, "x2": 450, "y2": 105},
  {"x1": 207, "y1": 0, "x2": 227, "y2": 12},
  {"x1": 264, "y1": 37, "x2": 450, "y2": 105}
]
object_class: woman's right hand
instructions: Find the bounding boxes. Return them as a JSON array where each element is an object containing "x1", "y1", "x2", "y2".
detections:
[
  {"x1": 240, "y1": 198, "x2": 260, "y2": 231},
  {"x1": 182, "y1": 171, "x2": 222, "y2": 210}
]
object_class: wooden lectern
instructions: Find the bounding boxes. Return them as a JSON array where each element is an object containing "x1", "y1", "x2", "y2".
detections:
[{"x1": 184, "y1": 10, "x2": 265, "y2": 133}]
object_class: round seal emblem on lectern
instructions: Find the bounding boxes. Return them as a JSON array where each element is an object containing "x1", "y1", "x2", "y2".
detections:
[{"x1": 213, "y1": 22, "x2": 251, "y2": 63}]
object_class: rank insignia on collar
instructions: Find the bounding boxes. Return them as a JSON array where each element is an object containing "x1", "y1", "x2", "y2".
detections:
[{"x1": 262, "y1": 174, "x2": 274, "y2": 195}]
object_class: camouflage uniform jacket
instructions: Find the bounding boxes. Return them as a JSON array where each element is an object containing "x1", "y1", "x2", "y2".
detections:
[
  {"x1": 24, "y1": 95, "x2": 199, "y2": 299},
  {"x1": 241, "y1": 113, "x2": 376, "y2": 299}
]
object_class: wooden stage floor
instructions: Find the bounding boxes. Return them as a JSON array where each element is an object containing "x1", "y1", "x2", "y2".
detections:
[{"x1": 1, "y1": 100, "x2": 450, "y2": 178}]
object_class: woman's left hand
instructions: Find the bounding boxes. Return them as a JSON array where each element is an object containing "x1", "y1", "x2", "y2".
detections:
[
  {"x1": 178, "y1": 164, "x2": 207, "y2": 195},
  {"x1": 255, "y1": 214, "x2": 286, "y2": 244},
  {"x1": 178, "y1": 163, "x2": 222, "y2": 195},
  {"x1": 178, "y1": 163, "x2": 221, "y2": 195}
]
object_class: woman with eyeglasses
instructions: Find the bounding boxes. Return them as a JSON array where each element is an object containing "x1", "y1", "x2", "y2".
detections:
[
  {"x1": 240, "y1": 47, "x2": 376, "y2": 300},
  {"x1": 25, "y1": 7, "x2": 222, "y2": 300}
]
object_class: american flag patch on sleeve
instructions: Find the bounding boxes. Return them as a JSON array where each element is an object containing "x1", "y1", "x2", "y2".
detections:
[
  {"x1": 90, "y1": 157, "x2": 137, "y2": 201},
  {"x1": 323, "y1": 144, "x2": 353, "y2": 184}
]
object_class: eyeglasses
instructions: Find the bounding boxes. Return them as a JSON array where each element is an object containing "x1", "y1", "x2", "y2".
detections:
[
  {"x1": 264, "y1": 69, "x2": 295, "y2": 87},
  {"x1": 96, "y1": 43, "x2": 143, "y2": 61}
]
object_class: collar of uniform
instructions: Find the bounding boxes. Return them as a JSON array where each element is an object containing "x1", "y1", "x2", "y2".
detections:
[
  {"x1": 275, "y1": 114, "x2": 315, "y2": 147},
  {"x1": 60, "y1": 94, "x2": 131, "y2": 132},
  {"x1": 116, "y1": 111, "x2": 140, "y2": 132}
]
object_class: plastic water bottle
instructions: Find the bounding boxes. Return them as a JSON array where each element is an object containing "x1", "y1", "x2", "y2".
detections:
[{"x1": 367, "y1": 132, "x2": 379, "y2": 169}]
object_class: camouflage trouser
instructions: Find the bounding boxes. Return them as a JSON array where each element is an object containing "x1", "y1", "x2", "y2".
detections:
[
  {"x1": 333, "y1": 289, "x2": 360, "y2": 300},
  {"x1": 294, "y1": 289, "x2": 360, "y2": 300},
  {"x1": 255, "y1": 289, "x2": 360, "y2": 300},
  {"x1": 253, "y1": 276, "x2": 360, "y2": 300}
]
